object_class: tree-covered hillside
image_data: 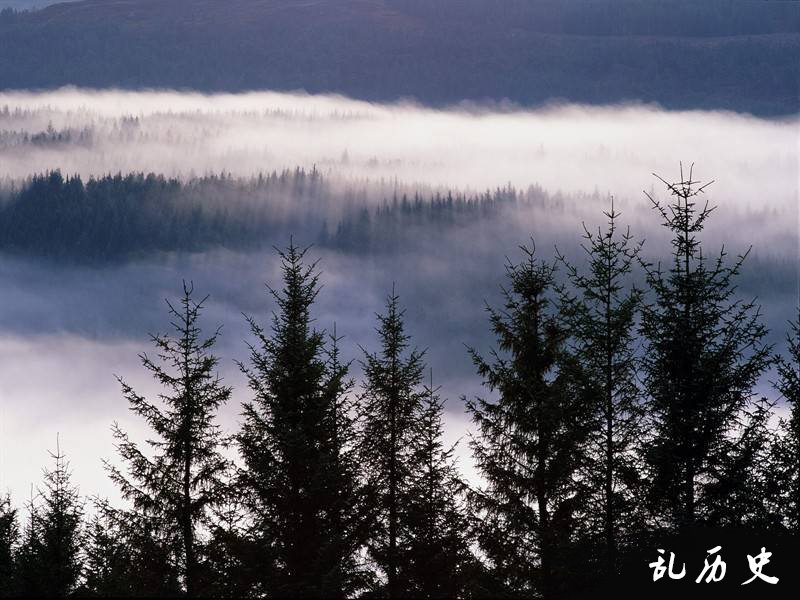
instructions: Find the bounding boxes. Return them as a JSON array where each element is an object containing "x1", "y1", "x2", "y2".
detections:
[
  {"x1": 0, "y1": 0, "x2": 797, "y2": 115},
  {"x1": 0, "y1": 170, "x2": 530, "y2": 262}
]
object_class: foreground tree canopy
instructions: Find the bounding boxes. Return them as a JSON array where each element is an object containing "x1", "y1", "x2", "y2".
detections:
[{"x1": 0, "y1": 168, "x2": 798, "y2": 598}]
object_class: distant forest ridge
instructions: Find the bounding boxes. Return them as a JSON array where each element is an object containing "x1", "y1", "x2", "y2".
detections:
[
  {"x1": 0, "y1": 0, "x2": 797, "y2": 115},
  {"x1": 0, "y1": 170, "x2": 545, "y2": 262}
]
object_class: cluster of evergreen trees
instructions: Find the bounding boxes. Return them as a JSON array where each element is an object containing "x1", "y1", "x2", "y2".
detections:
[
  {"x1": 0, "y1": 121, "x2": 93, "y2": 148},
  {"x1": 0, "y1": 170, "x2": 327, "y2": 262},
  {"x1": 0, "y1": 169, "x2": 544, "y2": 263},
  {"x1": 0, "y1": 169, "x2": 797, "y2": 598}
]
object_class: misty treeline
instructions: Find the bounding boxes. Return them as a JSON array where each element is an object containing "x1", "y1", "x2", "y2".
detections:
[
  {"x1": 0, "y1": 169, "x2": 544, "y2": 262},
  {"x1": 0, "y1": 168, "x2": 798, "y2": 599}
]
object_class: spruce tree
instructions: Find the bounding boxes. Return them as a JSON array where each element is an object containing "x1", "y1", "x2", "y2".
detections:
[
  {"x1": 15, "y1": 442, "x2": 83, "y2": 597},
  {"x1": 772, "y1": 309, "x2": 800, "y2": 531},
  {"x1": 359, "y1": 289, "x2": 425, "y2": 598},
  {"x1": 400, "y1": 372, "x2": 474, "y2": 599},
  {"x1": 703, "y1": 397, "x2": 780, "y2": 528},
  {"x1": 200, "y1": 496, "x2": 257, "y2": 597},
  {"x1": 80, "y1": 499, "x2": 181, "y2": 597},
  {"x1": 639, "y1": 165, "x2": 771, "y2": 530},
  {"x1": 106, "y1": 282, "x2": 232, "y2": 596},
  {"x1": 466, "y1": 243, "x2": 592, "y2": 599},
  {"x1": 556, "y1": 202, "x2": 644, "y2": 576},
  {"x1": 319, "y1": 328, "x2": 374, "y2": 597},
  {"x1": 0, "y1": 494, "x2": 18, "y2": 597},
  {"x1": 237, "y1": 242, "x2": 366, "y2": 597},
  {"x1": 13, "y1": 488, "x2": 42, "y2": 597},
  {"x1": 81, "y1": 506, "x2": 133, "y2": 597}
]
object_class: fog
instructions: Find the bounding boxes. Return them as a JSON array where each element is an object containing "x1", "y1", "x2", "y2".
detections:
[
  {"x1": 0, "y1": 88, "x2": 797, "y2": 509},
  {"x1": 0, "y1": 88, "x2": 796, "y2": 210}
]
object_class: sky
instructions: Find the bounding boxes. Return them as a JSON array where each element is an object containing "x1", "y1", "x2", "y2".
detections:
[{"x1": 0, "y1": 88, "x2": 797, "y2": 510}]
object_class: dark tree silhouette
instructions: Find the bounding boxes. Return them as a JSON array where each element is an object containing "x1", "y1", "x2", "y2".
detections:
[
  {"x1": 81, "y1": 505, "x2": 135, "y2": 597},
  {"x1": 200, "y1": 496, "x2": 258, "y2": 598},
  {"x1": 359, "y1": 289, "x2": 425, "y2": 598},
  {"x1": 0, "y1": 494, "x2": 18, "y2": 597},
  {"x1": 639, "y1": 165, "x2": 771, "y2": 530},
  {"x1": 13, "y1": 490, "x2": 39, "y2": 597},
  {"x1": 15, "y1": 442, "x2": 83, "y2": 597},
  {"x1": 237, "y1": 242, "x2": 366, "y2": 598},
  {"x1": 771, "y1": 309, "x2": 800, "y2": 531},
  {"x1": 399, "y1": 371, "x2": 475, "y2": 598},
  {"x1": 556, "y1": 202, "x2": 645, "y2": 577},
  {"x1": 318, "y1": 328, "x2": 375, "y2": 596},
  {"x1": 703, "y1": 396, "x2": 780, "y2": 528},
  {"x1": 467, "y1": 243, "x2": 592, "y2": 599},
  {"x1": 106, "y1": 283, "x2": 232, "y2": 597},
  {"x1": 81, "y1": 497, "x2": 183, "y2": 597}
]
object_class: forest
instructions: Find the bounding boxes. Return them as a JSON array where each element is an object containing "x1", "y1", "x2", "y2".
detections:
[
  {"x1": 0, "y1": 168, "x2": 797, "y2": 598},
  {"x1": 0, "y1": 169, "x2": 536, "y2": 262}
]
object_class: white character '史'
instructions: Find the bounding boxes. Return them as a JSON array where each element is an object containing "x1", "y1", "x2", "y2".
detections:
[
  {"x1": 649, "y1": 549, "x2": 686, "y2": 581},
  {"x1": 695, "y1": 546, "x2": 726, "y2": 583},
  {"x1": 742, "y1": 547, "x2": 779, "y2": 585}
]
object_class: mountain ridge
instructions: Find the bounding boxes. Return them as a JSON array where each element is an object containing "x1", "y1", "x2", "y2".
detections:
[{"x1": 0, "y1": 0, "x2": 797, "y2": 115}]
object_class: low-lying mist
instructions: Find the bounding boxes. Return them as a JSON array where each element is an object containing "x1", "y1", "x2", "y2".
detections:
[
  {"x1": 0, "y1": 88, "x2": 796, "y2": 511},
  {"x1": 0, "y1": 88, "x2": 796, "y2": 209}
]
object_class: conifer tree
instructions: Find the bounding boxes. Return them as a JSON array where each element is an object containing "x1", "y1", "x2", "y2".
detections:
[
  {"x1": 80, "y1": 499, "x2": 181, "y2": 597},
  {"x1": 106, "y1": 282, "x2": 232, "y2": 597},
  {"x1": 15, "y1": 442, "x2": 83, "y2": 597},
  {"x1": 400, "y1": 372, "x2": 474, "y2": 599},
  {"x1": 639, "y1": 165, "x2": 771, "y2": 530},
  {"x1": 359, "y1": 289, "x2": 425, "y2": 598},
  {"x1": 703, "y1": 397, "x2": 780, "y2": 528},
  {"x1": 319, "y1": 328, "x2": 375, "y2": 597},
  {"x1": 81, "y1": 506, "x2": 133, "y2": 597},
  {"x1": 0, "y1": 494, "x2": 18, "y2": 597},
  {"x1": 556, "y1": 202, "x2": 644, "y2": 576},
  {"x1": 13, "y1": 490, "x2": 41, "y2": 597},
  {"x1": 772, "y1": 309, "x2": 800, "y2": 531},
  {"x1": 200, "y1": 496, "x2": 257, "y2": 598},
  {"x1": 237, "y1": 243, "x2": 366, "y2": 597},
  {"x1": 466, "y1": 243, "x2": 592, "y2": 599}
]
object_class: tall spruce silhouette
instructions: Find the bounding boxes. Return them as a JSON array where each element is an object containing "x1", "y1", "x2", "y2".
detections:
[
  {"x1": 15, "y1": 441, "x2": 83, "y2": 597},
  {"x1": 237, "y1": 242, "x2": 366, "y2": 598},
  {"x1": 359, "y1": 289, "x2": 425, "y2": 598},
  {"x1": 467, "y1": 242, "x2": 592, "y2": 599},
  {"x1": 556, "y1": 202, "x2": 644, "y2": 576},
  {"x1": 639, "y1": 165, "x2": 771, "y2": 530},
  {"x1": 399, "y1": 371, "x2": 475, "y2": 598},
  {"x1": 0, "y1": 494, "x2": 18, "y2": 597},
  {"x1": 106, "y1": 282, "x2": 232, "y2": 597}
]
